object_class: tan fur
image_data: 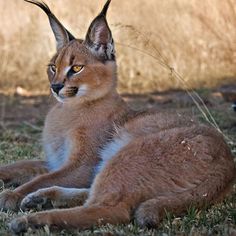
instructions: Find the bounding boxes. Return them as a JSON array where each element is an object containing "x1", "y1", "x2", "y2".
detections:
[{"x1": 0, "y1": 0, "x2": 235, "y2": 234}]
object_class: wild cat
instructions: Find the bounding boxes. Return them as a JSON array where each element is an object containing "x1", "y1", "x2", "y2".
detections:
[{"x1": 0, "y1": 0, "x2": 234, "y2": 234}]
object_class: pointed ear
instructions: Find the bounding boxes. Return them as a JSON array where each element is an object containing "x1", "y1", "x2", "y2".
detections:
[
  {"x1": 84, "y1": 0, "x2": 115, "y2": 61},
  {"x1": 24, "y1": 0, "x2": 75, "y2": 50}
]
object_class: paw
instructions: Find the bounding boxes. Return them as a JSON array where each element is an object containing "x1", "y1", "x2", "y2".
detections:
[
  {"x1": 0, "y1": 170, "x2": 21, "y2": 188},
  {"x1": 10, "y1": 213, "x2": 49, "y2": 234},
  {"x1": 0, "y1": 190, "x2": 22, "y2": 211},
  {"x1": 0, "y1": 171, "x2": 12, "y2": 187},
  {"x1": 21, "y1": 191, "x2": 52, "y2": 211},
  {"x1": 9, "y1": 216, "x2": 29, "y2": 234}
]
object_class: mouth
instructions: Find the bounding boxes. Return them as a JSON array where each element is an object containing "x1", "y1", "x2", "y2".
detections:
[
  {"x1": 51, "y1": 87, "x2": 79, "y2": 102},
  {"x1": 51, "y1": 85, "x2": 88, "y2": 103}
]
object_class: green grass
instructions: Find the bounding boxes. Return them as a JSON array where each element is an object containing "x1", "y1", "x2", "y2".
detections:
[
  {"x1": 0, "y1": 94, "x2": 235, "y2": 235},
  {"x1": 0, "y1": 125, "x2": 43, "y2": 164}
]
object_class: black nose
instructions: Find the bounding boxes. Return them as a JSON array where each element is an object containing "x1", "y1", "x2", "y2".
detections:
[{"x1": 51, "y1": 83, "x2": 64, "y2": 94}]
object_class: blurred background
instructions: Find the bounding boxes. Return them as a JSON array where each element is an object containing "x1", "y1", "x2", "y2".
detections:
[{"x1": 0, "y1": 0, "x2": 236, "y2": 95}]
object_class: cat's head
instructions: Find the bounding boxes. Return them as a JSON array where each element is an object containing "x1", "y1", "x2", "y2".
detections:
[{"x1": 25, "y1": 0, "x2": 116, "y2": 103}]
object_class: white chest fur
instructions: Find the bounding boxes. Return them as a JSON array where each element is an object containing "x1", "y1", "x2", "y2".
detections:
[
  {"x1": 44, "y1": 129, "x2": 132, "y2": 174},
  {"x1": 44, "y1": 138, "x2": 70, "y2": 171},
  {"x1": 96, "y1": 132, "x2": 132, "y2": 175}
]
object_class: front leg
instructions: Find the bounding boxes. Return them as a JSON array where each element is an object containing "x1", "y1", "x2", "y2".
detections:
[
  {"x1": 0, "y1": 163, "x2": 93, "y2": 211},
  {"x1": 0, "y1": 128, "x2": 100, "y2": 211},
  {"x1": 10, "y1": 204, "x2": 130, "y2": 234},
  {"x1": 0, "y1": 160, "x2": 48, "y2": 188}
]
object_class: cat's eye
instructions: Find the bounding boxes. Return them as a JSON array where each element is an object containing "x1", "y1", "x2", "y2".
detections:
[
  {"x1": 71, "y1": 65, "x2": 84, "y2": 73},
  {"x1": 49, "y1": 64, "x2": 57, "y2": 73}
]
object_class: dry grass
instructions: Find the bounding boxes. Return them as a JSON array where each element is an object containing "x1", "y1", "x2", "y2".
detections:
[{"x1": 0, "y1": 0, "x2": 236, "y2": 95}]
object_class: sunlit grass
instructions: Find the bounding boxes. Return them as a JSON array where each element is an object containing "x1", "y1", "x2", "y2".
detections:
[{"x1": 0, "y1": 0, "x2": 236, "y2": 95}]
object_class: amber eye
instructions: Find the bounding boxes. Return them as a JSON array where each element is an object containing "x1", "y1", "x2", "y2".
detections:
[{"x1": 71, "y1": 65, "x2": 83, "y2": 73}]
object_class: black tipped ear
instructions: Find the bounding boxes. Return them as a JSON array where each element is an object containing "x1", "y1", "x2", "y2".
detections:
[
  {"x1": 100, "y1": 0, "x2": 112, "y2": 17},
  {"x1": 84, "y1": 0, "x2": 115, "y2": 61},
  {"x1": 24, "y1": 0, "x2": 75, "y2": 50}
]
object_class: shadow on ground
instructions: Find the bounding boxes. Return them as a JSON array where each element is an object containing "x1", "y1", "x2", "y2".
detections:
[{"x1": 0, "y1": 87, "x2": 236, "y2": 131}]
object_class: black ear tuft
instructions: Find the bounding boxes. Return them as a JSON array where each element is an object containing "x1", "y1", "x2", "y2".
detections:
[
  {"x1": 100, "y1": 0, "x2": 111, "y2": 17},
  {"x1": 24, "y1": 0, "x2": 75, "y2": 50},
  {"x1": 84, "y1": 0, "x2": 115, "y2": 62}
]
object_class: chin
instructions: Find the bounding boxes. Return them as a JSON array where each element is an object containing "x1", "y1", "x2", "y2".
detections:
[{"x1": 54, "y1": 95, "x2": 66, "y2": 103}]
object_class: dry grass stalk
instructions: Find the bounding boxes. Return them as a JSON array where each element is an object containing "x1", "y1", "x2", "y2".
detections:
[{"x1": 0, "y1": 0, "x2": 236, "y2": 94}]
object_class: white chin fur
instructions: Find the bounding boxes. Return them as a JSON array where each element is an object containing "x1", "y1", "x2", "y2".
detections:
[{"x1": 51, "y1": 89, "x2": 65, "y2": 103}]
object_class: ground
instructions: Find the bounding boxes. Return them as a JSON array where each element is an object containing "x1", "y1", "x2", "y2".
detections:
[{"x1": 0, "y1": 88, "x2": 235, "y2": 236}]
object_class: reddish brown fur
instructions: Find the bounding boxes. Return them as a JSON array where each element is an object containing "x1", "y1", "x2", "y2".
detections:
[{"x1": 0, "y1": 0, "x2": 235, "y2": 234}]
